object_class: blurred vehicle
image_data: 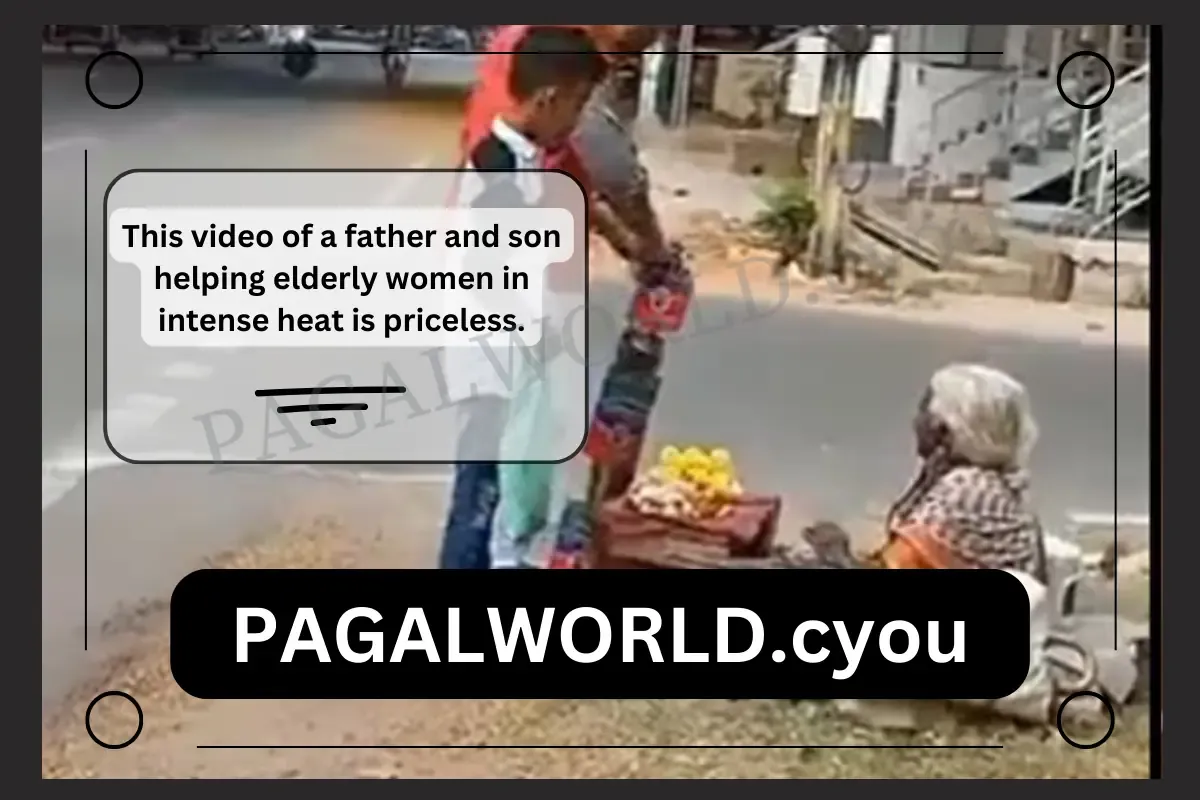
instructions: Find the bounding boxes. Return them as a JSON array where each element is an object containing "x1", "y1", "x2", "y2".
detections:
[
  {"x1": 410, "y1": 25, "x2": 472, "y2": 51},
  {"x1": 42, "y1": 23, "x2": 488, "y2": 86},
  {"x1": 43, "y1": 25, "x2": 119, "y2": 51},
  {"x1": 42, "y1": 25, "x2": 219, "y2": 59}
]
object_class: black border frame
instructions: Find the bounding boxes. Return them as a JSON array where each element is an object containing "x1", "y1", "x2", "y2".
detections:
[
  {"x1": 100, "y1": 166, "x2": 592, "y2": 466},
  {"x1": 32, "y1": 20, "x2": 1177, "y2": 786}
]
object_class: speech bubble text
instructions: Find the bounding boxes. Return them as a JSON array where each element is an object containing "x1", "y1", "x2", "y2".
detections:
[{"x1": 109, "y1": 206, "x2": 574, "y2": 348}]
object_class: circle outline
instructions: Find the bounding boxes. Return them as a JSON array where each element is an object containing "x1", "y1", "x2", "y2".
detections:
[
  {"x1": 1055, "y1": 51, "x2": 1116, "y2": 111},
  {"x1": 1055, "y1": 690, "x2": 1115, "y2": 749},
  {"x1": 836, "y1": 161, "x2": 872, "y2": 196},
  {"x1": 84, "y1": 690, "x2": 144, "y2": 750},
  {"x1": 84, "y1": 50, "x2": 144, "y2": 110}
]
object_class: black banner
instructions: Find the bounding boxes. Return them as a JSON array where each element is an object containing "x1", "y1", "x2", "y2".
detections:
[{"x1": 170, "y1": 568, "x2": 1031, "y2": 700}]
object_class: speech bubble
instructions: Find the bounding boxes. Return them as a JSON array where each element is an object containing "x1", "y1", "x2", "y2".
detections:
[{"x1": 103, "y1": 168, "x2": 589, "y2": 464}]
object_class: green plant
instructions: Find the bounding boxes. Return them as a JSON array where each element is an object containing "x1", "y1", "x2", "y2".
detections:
[{"x1": 751, "y1": 179, "x2": 818, "y2": 271}]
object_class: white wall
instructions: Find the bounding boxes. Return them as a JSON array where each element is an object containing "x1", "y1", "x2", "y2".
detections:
[
  {"x1": 890, "y1": 62, "x2": 1002, "y2": 172},
  {"x1": 894, "y1": 24, "x2": 1006, "y2": 69},
  {"x1": 889, "y1": 25, "x2": 1017, "y2": 175}
]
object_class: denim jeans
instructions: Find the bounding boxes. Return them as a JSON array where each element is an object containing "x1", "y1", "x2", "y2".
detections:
[
  {"x1": 438, "y1": 462, "x2": 499, "y2": 570},
  {"x1": 437, "y1": 396, "x2": 509, "y2": 570}
]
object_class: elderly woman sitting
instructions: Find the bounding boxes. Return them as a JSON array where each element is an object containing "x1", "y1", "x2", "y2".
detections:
[
  {"x1": 870, "y1": 363, "x2": 1048, "y2": 579},
  {"x1": 807, "y1": 366, "x2": 1134, "y2": 726},
  {"x1": 804, "y1": 363, "x2": 1047, "y2": 578}
]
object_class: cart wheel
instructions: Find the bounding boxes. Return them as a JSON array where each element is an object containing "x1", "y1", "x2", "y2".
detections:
[{"x1": 282, "y1": 40, "x2": 318, "y2": 79}]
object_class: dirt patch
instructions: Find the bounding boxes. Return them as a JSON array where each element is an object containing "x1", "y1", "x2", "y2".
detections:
[{"x1": 43, "y1": 480, "x2": 1151, "y2": 779}]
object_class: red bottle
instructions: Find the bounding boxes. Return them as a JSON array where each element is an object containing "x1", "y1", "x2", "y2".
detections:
[
  {"x1": 630, "y1": 261, "x2": 693, "y2": 334},
  {"x1": 583, "y1": 371, "x2": 659, "y2": 465},
  {"x1": 583, "y1": 416, "x2": 639, "y2": 465}
]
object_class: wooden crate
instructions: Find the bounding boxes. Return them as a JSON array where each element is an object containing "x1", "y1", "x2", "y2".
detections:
[{"x1": 593, "y1": 493, "x2": 782, "y2": 569}]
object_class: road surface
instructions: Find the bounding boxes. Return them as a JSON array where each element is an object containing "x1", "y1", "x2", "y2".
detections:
[{"x1": 41, "y1": 49, "x2": 1150, "y2": 707}]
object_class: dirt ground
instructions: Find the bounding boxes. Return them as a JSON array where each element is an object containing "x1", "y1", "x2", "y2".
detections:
[{"x1": 42, "y1": 481, "x2": 1151, "y2": 779}]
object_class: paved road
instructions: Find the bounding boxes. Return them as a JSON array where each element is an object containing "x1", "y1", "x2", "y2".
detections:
[
  {"x1": 41, "y1": 46, "x2": 481, "y2": 705},
  {"x1": 41, "y1": 49, "x2": 1150, "y2": 707}
]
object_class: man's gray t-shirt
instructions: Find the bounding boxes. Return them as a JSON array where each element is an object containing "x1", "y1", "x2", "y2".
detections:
[{"x1": 571, "y1": 84, "x2": 650, "y2": 211}]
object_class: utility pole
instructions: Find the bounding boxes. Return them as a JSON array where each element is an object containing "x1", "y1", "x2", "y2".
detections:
[
  {"x1": 669, "y1": 25, "x2": 697, "y2": 128},
  {"x1": 804, "y1": 25, "x2": 874, "y2": 280}
]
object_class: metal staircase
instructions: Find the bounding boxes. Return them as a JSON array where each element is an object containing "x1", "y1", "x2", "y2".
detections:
[
  {"x1": 1059, "y1": 62, "x2": 1151, "y2": 238},
  {"x1": 1001, "y1": 59, "x2": 1150, "y2": 238},
  {"x1": 916, "y1": 47, "x2": 1151, "y2": 240}
]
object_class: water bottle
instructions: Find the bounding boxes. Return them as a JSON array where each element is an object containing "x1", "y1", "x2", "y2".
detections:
[
  {"x1": 548, "y1": 501, "x2": 593, "y2": 569},
  {"x1": 584, "y1": 371, "x2": 660, "y2": 464},
  {"x1": 612, "y1": 328, "x2": 665, "y2": 376},
  {"x1": 629, "y1": 259, "x2": 693, "y2": 335}
]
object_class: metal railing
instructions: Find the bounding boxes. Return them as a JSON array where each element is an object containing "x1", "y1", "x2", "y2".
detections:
[
  {"x1": 1077, "y1": 146, "x2": 1151, "y2": 238},
  {"x1": 920, "y1": 55, "x2": 1149, "y2": 178},
  {"x1": 921, "y1": 67, "x2": 1018, "y2": 184},
  {"x1": 1063, "y1": 61, "x2": 1152, "y2": 238}
]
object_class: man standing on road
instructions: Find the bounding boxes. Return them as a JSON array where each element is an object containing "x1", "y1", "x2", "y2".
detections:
[{"x1": 438, "y1": 24, "x2": 671, "y2": 570}]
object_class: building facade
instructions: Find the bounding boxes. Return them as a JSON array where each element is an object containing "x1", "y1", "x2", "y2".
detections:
[
  {"x1": 643, "y1": 24, "x2": 1151, "y2": 239},
  {"x1": 889, "y1": 25, "x2": 1151, "y2": 236}
]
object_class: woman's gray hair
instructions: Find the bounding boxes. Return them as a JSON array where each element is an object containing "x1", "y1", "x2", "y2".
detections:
[{"x1": 926, "y1": 363, "x2": 1039, "y2": 469}]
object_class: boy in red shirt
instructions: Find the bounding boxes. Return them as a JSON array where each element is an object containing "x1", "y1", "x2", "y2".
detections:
[
  {"x1": 461, "y1": 25, "x2": 667, "y2": 264},
  {"x1": 440, "y1": 25, "x2": 670, "y2": 570},
  {"x1": 439, "y1": 26, "x2": 610, "y2": 571}
]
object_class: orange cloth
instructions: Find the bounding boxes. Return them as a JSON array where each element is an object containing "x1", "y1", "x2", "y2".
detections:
[
  {"x1": 459, "y1": 24, "x2": 594, "y2": 197},
  {"x1": 875, "y1": 523, "x2": 973, "y2": 570}
]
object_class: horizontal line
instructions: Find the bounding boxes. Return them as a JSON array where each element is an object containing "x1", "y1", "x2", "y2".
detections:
[
  {"x1": 197, "y1": 744, "x2": 1002, "y2": 750},
  {"x1": 102, "y1": 168, "x2": 606, "y2": 174},
  {"x1": 276, "y1": 403, "x2": 367, "y2": 413},
  {"x1": 256, "y1": 386, "x2": 405, "y2": 397},
  {"x1": 166, "y1": 49, "x2": 1005, "y2": 56},
  {"x1": 1066, "y1": 513, "x2": 1151, "y2": 528},
  {"x1": 310, "y1": 417, "x2": 337, "y2": 427}
]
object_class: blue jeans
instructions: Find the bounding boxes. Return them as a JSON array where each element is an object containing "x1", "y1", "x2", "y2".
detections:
[
  {"x1": 438, "y1": 397, "x2": 508, "y2": 570},
  {"x1": 438, "y1": 462, "x2": 499, "y2": 570}
]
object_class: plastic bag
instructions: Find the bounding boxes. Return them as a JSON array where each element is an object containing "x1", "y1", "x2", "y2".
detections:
[
  {"x1": 959, "y1": 569, "x2": 1106, "y2": 725},
  {"x1": 496, "y1": 357, "x2": 558, "y2": 545}
]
